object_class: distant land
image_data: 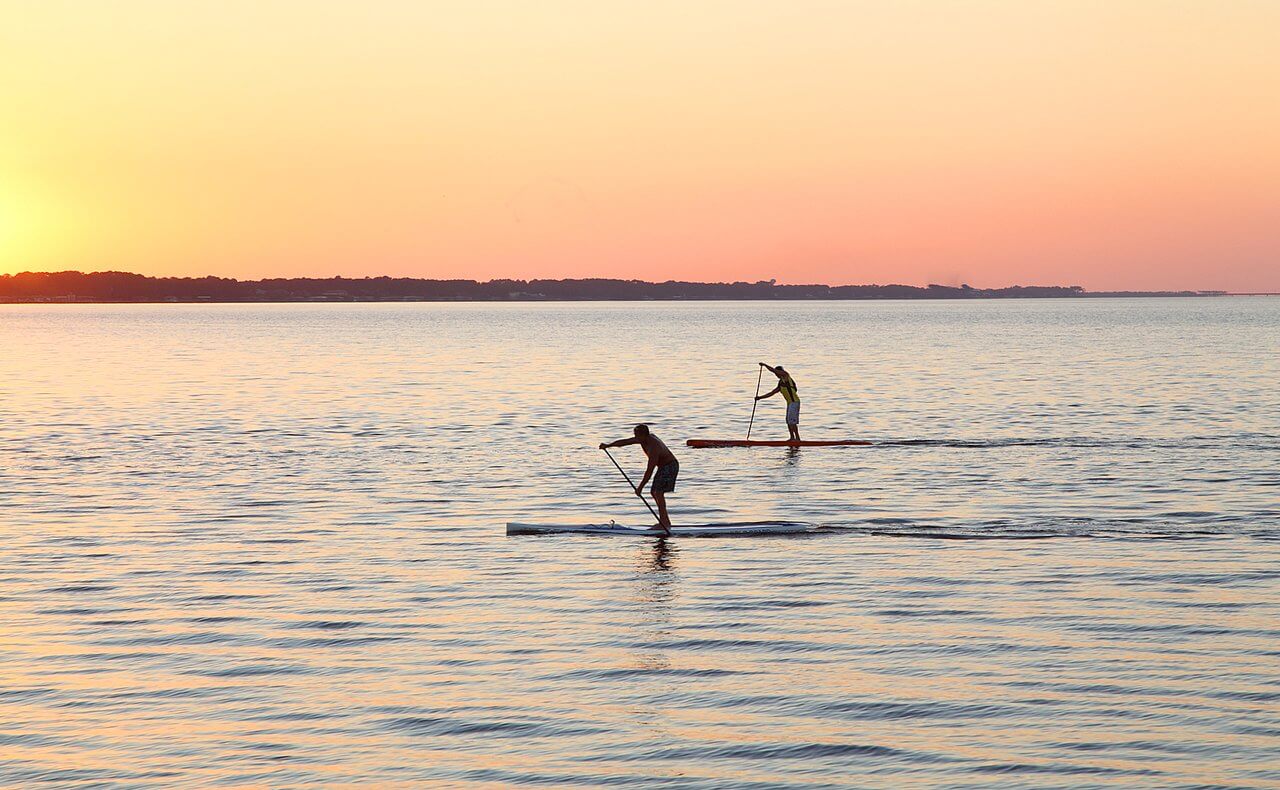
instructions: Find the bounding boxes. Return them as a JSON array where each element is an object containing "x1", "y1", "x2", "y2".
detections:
[{"x1": 0, "y1": 270, "x2": 1230, "y2": 303}]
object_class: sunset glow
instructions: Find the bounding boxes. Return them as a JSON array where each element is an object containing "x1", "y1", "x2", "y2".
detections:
[{"x1": 3, "y1": 1, "x2": 1278, "y2": 290}]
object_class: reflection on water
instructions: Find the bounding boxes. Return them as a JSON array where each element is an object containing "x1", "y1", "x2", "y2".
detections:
[
  {"x1": 641, "y1": 538, "x2": 677, "y2": 584},
  {"x1": 0, "y1": 299, "x2": 1277, "y2": 785},
  {"x1": 630, "y1": 539, "x2": 678, "y2": 674},
  {"x1": 782, "y1": 445, "x2": 803, "y2": 469}
]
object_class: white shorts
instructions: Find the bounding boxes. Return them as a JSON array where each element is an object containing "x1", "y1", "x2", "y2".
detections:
[{"x1": 786, "y1": 401, "x2": 801, "y2": 425}]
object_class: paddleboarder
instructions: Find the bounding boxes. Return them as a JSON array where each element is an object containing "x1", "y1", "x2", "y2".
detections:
[
  {"x1": 599, "y1": 424, "x2": 678, "y2": 534},
  {"x1": 756, "y1": 363, "x2": 801, "y2": 441}
]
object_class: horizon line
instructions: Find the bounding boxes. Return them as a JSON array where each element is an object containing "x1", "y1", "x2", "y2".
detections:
[
  {"x1": 0, "y1": 269, "x2": 1245, "y2": 294},
  {"x1": 0, "y1": 270, "x2": 1256, "y2": 304}
]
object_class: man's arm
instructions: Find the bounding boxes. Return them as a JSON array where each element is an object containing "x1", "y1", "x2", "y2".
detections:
[
  {"x1": 756, "y1": 385, "x2": 781, "y2": 401},
  {"x1": 635, "y1": 457, "x2": 657, "y2": 496},
  {"x1": 760, "y1": 362, "x2": 779, "y2": 375},
  {"x1": 599, "y1": 437, "x2": 640, "y2": 449}
]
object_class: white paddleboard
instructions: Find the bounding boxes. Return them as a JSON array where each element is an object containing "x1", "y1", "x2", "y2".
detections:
[{"x1": 506, "y1": 521, "x2": 810, "y2": 537}]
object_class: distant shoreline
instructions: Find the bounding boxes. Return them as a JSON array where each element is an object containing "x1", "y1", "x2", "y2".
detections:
[
  {"x1": 0, "y1": 270, "x2": 1239, "y2": 304},
  {"x1": 2, "y1": 295, "x2": 1258, "y2": 305}
]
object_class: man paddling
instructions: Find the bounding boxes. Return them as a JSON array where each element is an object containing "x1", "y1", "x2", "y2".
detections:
[
  {"x1": 599, "y1": 424, "x2": 679, "y2": 534},
  {"x1": 756, "y1": 363, "x2": 801, "y2": 441}
]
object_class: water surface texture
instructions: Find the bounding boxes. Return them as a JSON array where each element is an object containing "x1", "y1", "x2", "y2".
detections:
[{"x1": 2, "y1": 299, "x2": 1278, "y2": 787}]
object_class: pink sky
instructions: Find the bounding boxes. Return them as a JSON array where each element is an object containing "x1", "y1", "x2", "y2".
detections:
[{"x1": 2, "y1": 1, "x2": 1278, "y2": 291}]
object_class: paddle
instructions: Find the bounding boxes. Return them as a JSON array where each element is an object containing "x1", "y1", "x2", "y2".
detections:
[
  {"x1": 746, "y1": 362, "x2": 764, "y2": 439},
  {"x1": 601, "y1": 447, "x2": 660, "y2": 522}
]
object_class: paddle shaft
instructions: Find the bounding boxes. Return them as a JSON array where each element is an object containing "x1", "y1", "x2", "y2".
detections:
[
  {"x1": 601, "y1": 447, "x2": 660, "y2": 522},
  {"x1": 746, "y1": 364, "x2": 764, "y2": 439}
]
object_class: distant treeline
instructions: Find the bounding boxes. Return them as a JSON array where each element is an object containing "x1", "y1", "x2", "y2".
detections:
[{"x1": 0, "y1": 270, "x2": 1224, "y2": 303}]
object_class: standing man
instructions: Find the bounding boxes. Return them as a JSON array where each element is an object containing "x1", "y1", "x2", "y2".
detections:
[
  {"x1": 600, "y1": 424, "x2": 679, "y2": 534},
  {"x1": 756, "y1": 363, "x2": 801, "y2": 442}
]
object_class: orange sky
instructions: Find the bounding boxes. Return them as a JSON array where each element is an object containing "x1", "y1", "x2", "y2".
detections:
[{"x1": 2, "y1": 1, "x2": 1278, "y2": 290}]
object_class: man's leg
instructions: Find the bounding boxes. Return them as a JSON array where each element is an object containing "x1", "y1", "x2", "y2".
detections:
[{"x1": 652, "y1": 490, "x2": 672, "y2": 534}]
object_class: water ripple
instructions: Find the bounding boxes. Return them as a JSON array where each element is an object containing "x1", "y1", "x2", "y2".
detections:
[{"x1": 1, "y1": 299, "x2": 1277, "y2": 786}]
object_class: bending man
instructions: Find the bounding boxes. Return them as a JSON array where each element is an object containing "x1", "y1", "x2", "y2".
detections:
[
  {"x1": 600, "y1": 424, "x2": 679, "y2": 534},
  {"x1": 756, "y1": 363, "x2": 801, "y2": 441}
]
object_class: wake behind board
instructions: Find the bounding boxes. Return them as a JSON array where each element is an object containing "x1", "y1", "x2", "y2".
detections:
[
  {"x1": 507, "y1": 521, "x2": 810, "y2": 537},
  {"x1": 686, "y1": 439, "x2": 873, "y2": 448}
]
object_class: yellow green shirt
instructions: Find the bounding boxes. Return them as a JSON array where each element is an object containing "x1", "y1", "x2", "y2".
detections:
[{"x1": 779, "y1": 375, "x2": 799, "y2": 404}]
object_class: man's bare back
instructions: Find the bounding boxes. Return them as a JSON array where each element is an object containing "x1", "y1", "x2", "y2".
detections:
[{"x1": 638, "y1": 434, "x2": 676, "y2": 467}]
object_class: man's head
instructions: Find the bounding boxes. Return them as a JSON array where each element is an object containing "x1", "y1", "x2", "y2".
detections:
[
  {"x1": 775, "y1": 365, "x2": 786, "y2": 373},
  {"x1": 633, "y1": 424, "x2": 650, "y2": 438}
]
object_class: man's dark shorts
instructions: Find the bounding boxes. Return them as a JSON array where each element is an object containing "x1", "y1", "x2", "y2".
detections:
[{"x1": 652, "y1": 460, "x2": 679, "y2": 494}]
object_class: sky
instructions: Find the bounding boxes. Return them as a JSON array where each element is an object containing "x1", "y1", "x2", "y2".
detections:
[{"x1": 2, "y1": 1, "x2": 1278, "y2": 291}]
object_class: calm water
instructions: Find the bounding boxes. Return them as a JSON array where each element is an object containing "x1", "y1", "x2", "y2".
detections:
[{"x1": 1, "y1": 298, "x2": 1278, "y2": 787}]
